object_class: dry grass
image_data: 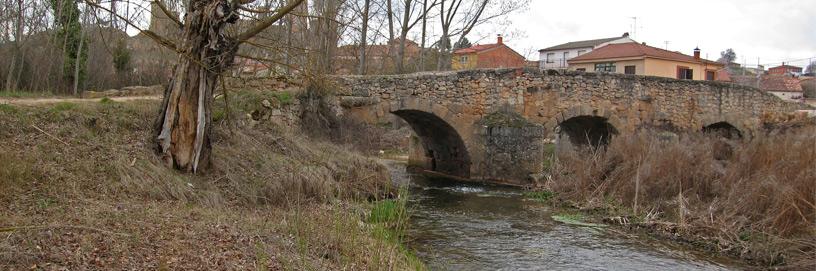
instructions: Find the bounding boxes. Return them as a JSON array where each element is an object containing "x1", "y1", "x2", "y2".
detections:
[
  {"x1": 0, "y1": 94, "x2": 418, "y2": 270},
  {"x1": 548, "y1": 128, "x2": 816, "y2": 268}
]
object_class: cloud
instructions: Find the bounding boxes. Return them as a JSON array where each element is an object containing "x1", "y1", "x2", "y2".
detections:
[{"x1": 501, "y1": 0, "x2": 814, "y2": 66}]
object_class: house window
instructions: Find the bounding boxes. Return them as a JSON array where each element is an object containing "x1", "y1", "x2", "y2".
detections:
[
  {"x1": 705, "y1": 70, "x2": 716, "y2": 81},
  {"x1": 624, "y1": 65, "x2": 636, "y2": 75},
  {"x1": 595, "y1": 63, "x2": 616, "y2": 72},
  {"x1": 577, "y1": 50, "x2": 586, "y2": 56},
  {"x1": 460, "y1": 55, "x2": 468, "y2": 65},
  {"x1": 576, "y1": 68, "x2": 586, "y2": 72},
  {"x1": 677, "y1": 66, "x2": 693, "y2": 80},
  {"x1": 546, "y1": 53, "x2": 555, "y2": 63}
]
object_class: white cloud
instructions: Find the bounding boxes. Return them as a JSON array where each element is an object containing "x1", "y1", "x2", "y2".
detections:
[{"x1": 492, "y1": 0, "x2": 816, "y2": 68}]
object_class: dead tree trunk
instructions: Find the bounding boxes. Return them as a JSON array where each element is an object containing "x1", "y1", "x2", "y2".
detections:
[{"x1": 154, "y1": 0, "x2": 239, "y2": 173}]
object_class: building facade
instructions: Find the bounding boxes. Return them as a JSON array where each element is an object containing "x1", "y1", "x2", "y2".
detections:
[
  {"x1": 768, "y1": 64, "x2": 803, "y2": 75},
  {"x1": 567, "y1": 43, "x2": 724, "y2": 81},
  {"x1": 452, "y1": 35, "x2": 526, "y2": 70},
  {"x1": 537, "y1": 33, "x2": 635, "y2": 70}
]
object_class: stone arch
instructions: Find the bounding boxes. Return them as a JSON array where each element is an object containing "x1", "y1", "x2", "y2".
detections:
[
  {"x1": 546, "y1": 105, "x2": 623, "y2": 148},
  {"x1": 391, "y1": 109, "x2": 471, "y2": 178},
  {"x1": 699, "y1": 114, "x2": 753, "y2": 139},
  {"x1": 558, "y1": 116, "x2": 619, "y2": 147},
  {"x1": 386, "y1": 97, "x2": 472, "y2": 178},
  {"x1": 702, "y1": 121, "x2": 743, "y2": 139}
]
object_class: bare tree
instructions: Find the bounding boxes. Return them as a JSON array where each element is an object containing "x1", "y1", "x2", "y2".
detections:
[
  {"x1": 394, "y1": 0, "x2": 436, "y2": 73},
  {"x1": 87, "y1": 0, "x2": 305, "y2": 173},
  {"x1": 357, "y1": 0, "x2": 370, "y2": 74},
  {"x1": 435, "y1": 0, "x2": 527, "y2": 70}
]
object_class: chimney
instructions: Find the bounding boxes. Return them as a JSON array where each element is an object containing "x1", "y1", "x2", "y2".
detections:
[
  {"x1": 693, "y1": 47, "x2": 701, "y2": 59},
  {"x1": 623, "y1": 32, "x2": 630, "y2": 37},
  {"x1": 497, "y1": 34, "x2": 503, "y2": 44}
]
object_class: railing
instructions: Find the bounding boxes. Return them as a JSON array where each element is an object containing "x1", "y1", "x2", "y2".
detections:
[{"x1": 540, "y1": 58, "x2": 569, "y2": 69}]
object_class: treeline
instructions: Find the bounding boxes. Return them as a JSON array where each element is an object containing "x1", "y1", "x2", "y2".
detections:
[{"x1": 0, "y1": 0, "x2": 528, "y2": 95}]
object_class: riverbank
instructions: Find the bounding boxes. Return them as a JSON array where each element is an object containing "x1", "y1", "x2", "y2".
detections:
[
  {"x1": 540, "y1": 129, "x2": 816, "y2": 269},
  {"x1": 0, "y1": 92, "x2": 421, "y2": 269},
  {"x1": 382, "y1": 159, "x2": 744, "y2": 270}
]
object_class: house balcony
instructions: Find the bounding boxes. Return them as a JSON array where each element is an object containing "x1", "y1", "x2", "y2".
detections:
[{"x1": 540, "y1": 58, "x2": 570, "y2": 70}]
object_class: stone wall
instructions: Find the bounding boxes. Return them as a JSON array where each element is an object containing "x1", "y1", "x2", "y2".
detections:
[
  {"x1": 328, "y1": 68, "x2": 811, "y2": 185},
  {"x1": 335, "y1": 68, "x2": 808, "y2": 136}
]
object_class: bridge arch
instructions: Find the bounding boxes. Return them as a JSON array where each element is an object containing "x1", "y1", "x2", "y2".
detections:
[
  {"x1": 389, "y1": 101, "x2": 471, "y2": 178},
  {"x1": 546, "y1": 106, "x2": 623, "y2": 148},
  {"x1": 702, "y1": 121, "x2": 743, "y2": 139},
  {"x1": 699, "y1": 114, "x2": 753, "y2": 139}
]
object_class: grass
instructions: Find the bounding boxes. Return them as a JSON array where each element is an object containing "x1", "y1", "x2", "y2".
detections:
[
  {"x1": 524, "y1": 190, "x2": 556, "y2": 203},
  {"x1": 49, "y1": 101, "x2": 77, "y2": 112},
  {"x1": 0, "y1": 89, "x2": 420, "y2": 270},
  {"x1": 99, "y1": 97, "x2": 114, "y2": 104},
  {"x1": 542, "y1": 143, "x2": 556, "y2": 172},
  {"x1": 0, "y1": 90, "x2": 56, "y2": 98},
  {"x1": 271, "y1": 91, "x2": 294, "y2": 105},
  {"x1": 366, "y1": 188, "x2": 425, "y2": 270},
  {"x1": 0, "y1": 104, "x2": 17, "y2": 113},
  {"x1": 546, "y1": 128, "x2": 816, "y2": 268}
]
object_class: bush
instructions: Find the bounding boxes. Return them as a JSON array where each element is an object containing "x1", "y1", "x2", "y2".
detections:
[{"x1": 550, "y1": 129, "x2": 816, "y2": 267}]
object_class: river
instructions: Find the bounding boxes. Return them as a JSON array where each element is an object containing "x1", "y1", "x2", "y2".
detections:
[{"x1": 383, "y1": 160, "x2": 745, "y2": 271}]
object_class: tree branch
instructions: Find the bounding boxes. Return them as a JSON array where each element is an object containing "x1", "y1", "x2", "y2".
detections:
[
  {"x1": 83, "y1": 0, "x2": 178, "y2": 52},
  {"x1": 235, "y1": 0, "x2": 305, "y2": 43},
  {"x1": 152, "y1": 0, "x2": 183, "y2": 28}
]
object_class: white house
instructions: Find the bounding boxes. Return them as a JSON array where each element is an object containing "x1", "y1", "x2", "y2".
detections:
[{"x1": 538, "y1": 33, "x2": 635, "y2": 69}]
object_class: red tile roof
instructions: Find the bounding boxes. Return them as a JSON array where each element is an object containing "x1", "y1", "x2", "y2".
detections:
[
  {"x1": 770, "y1": 65, "x2": 802, "y2": 70},
  {"x1": 761, "y1": 75, "x2": 803, "y2": 92},
  {"x1": 453, "y1": 43, "x2": 501, "y2": 54},
  {"x1": 731, "y1": 75, "x2": 803, "y2": 92},
  {"x1": 568, "y1": 43, "x2": 722, "y2": 66}
]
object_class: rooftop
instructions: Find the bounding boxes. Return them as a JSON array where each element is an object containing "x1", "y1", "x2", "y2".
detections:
[
  {"x1": 453, "y1": 43, "x2": 502, "y2": 54},
  {"x1": 568, "y1": 42, "x2": 722, "y2": 66},
  {"x1": 538, "y1": 33, "x2": 629, "y2": 52}
]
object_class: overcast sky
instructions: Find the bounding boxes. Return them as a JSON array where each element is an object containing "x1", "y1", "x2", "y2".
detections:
[{"x1": 478, "y1": 0, "x2": 815, "y2": 68}]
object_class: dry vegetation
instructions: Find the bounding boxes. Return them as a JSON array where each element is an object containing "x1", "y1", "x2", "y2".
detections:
[
  {"x1": 547, "y1": 128, "x2": 816, "y2": 268},
  {"x1": 0, "y1": 94, "x2": 421, "y2": 270}
]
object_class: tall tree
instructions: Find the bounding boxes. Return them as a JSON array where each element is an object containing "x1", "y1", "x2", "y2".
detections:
[
  {"x1": 718, "y1": 48, "x2": 737, "y2": 64},
  {"x1": 394, "y1": 0, "x2": 436, "y2": 73},
  {"x1": 88, "y1": 0, "x2": 305, "y2": 173},
  {"x1": 453, "y1": 36, "x2": 470, "y2": 49},
  {"x1": 51, "y1": 0, "x2": 88, "y2": 94},
  {"x1": 417, "y1": 0, "x2": 429, "y2": 71},
  {"x1": 358, "y1": 0, "x2": 371, "y2": 74}
]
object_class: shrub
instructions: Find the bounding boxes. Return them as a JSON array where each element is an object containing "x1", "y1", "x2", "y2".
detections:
[{"x1": 550, "y1": 129, "x2": 816, "y2": 266}]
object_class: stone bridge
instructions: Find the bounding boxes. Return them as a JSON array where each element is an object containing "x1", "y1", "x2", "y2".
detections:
[{"x1": 331, "y1": 68, "x2": 807, "y2": 185}]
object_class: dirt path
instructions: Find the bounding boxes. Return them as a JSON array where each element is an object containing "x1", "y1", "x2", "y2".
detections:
[{"x1": 0, "y1": 95, "x2": 161, "y2": 106}]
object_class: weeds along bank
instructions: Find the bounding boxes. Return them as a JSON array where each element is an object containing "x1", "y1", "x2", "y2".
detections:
[
  {"x1": 0, "y1": 91, "x2": 421, "y2": 269},
  {"x1": 546, "y1": 127, "x2": 816, "y2": 268}
]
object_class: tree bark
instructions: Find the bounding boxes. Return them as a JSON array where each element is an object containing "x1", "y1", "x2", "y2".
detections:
[
  {"x1": 357, "y1": 0, "x2": 370, "y2": 75},
  {"x1": 396, "y1": 0, "x2": 412, "y2": 74},
  {"x1": 154, "y1": 0, "x2": 239, "y2": 173},
  {"x1": 418, "y1": 0, "x2": 428, "y2": 71},
  {"x1": 386, "y1": 0, "x2": 395, "y2": 72}
]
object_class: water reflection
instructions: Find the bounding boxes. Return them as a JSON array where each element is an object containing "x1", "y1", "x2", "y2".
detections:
[{"x1": 383, "y1": 160, "x2": 742, "y2": 271}]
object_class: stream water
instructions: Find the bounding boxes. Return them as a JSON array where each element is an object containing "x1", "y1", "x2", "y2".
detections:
[{"x1": 383, "y1": 160, "x2": 745, "y2": 271}]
